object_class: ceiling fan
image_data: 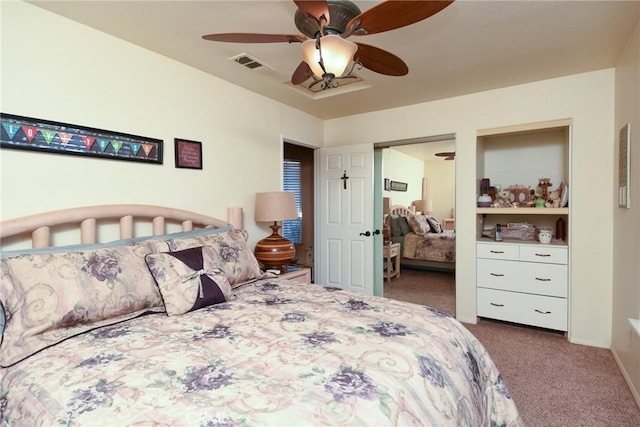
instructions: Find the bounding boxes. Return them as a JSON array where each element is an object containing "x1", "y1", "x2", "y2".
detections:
[
  {"x1": 202, "y1": 0, "x2": 454, "y2": 90},
  {"x1": 435, "y1": 151, "x2": 455, "y2": 160}
]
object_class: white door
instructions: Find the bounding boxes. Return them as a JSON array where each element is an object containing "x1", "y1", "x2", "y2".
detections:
[{"x1": 316, "y1": 143, "x2": 377, "y2": 294}]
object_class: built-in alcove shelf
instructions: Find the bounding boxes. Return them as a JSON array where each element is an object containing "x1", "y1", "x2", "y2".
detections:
[{"x1": 477, "y1": 207, "x2": 569, "y2": 215}]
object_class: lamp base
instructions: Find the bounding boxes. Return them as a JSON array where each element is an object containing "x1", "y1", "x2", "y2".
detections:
[{"x1": 254, "y1": 223, "x2": 295, "y2": 274}]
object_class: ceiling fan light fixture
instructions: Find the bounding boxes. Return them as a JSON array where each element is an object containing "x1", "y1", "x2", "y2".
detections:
[{"x1": 301, "y1": 34, "x2": 357, "y2": 79}]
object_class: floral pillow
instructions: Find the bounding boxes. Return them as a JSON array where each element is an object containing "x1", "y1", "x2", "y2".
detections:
[
  {"x1": 426, "y1": 215, "x2": 444, "y2": 233},
  {"x1": 407, "y1": 214, "x2": 431, "y2": 236},
  {"x1": 145, "y1": 247, "x2": 233, "y2": 316},
  {"x1": 0, "y1": 240, "x2": 164, "y2": 367},
  {"x1": 166, "y1": 229, "x2": 262, "y2": 288}
]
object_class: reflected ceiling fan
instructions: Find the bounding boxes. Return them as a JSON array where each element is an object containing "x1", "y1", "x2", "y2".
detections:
[
  {"x1": 203, "y1": 0, "x2": 454, "y2": 90},
  {"x1": 435, "y1": 151, "x2": 455, "y2": 160}
]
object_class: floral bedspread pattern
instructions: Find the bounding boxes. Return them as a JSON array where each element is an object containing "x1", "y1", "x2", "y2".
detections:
[
  {"x1": 1, "y1": 280, "x2": 521, "y2": 426},
  {"x1": 403, "y1": 231, "x2": 456, "y2": 263}
]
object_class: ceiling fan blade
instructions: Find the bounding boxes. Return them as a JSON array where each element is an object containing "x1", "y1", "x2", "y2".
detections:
[
  {"x1": 435, "y1": 151, "x2": 456, "y2": 160},
  {"x1": 347, "y1": 1, "x2": 454, "y2": 36},
  {"x1": 355, "y1": 43, "x2": 408, "y2": 76},
  {"x1": 294, "y1": 0, "x2": 330, "y2": 28},
  {"x1": 291, "y1": 61, "x2": 314, "y2": 85},
  {"x1": 202, "y1": 33, "x2": 307, "y2": 44}
]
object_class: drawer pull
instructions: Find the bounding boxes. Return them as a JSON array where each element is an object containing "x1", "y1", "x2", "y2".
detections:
[
  {"x1": 490, "y1": 273, "x2": 505, "y2": 277},
  {"x1": 490, "y1": 250, "x2": 504, "y2": 254},
  {"x1": 534, "y1": 253, "x2": 551, "y2": 257},
  {"x1": 535, "y1": 277, "x2": 551, "y2": 282},
  {"x1": 534, "y1": 309, "x2": 551, "y2": 314},
  {"x1": 490, "y1": 303, "x2": 504, "y2": 307}
]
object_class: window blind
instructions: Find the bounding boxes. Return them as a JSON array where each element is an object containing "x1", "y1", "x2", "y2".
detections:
[{"x1": 282, "y1": 159, "x2": 302, "y2": 244}]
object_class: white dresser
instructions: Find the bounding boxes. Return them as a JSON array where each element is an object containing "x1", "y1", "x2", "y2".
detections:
[{"x1": 476, "y1": 242, "x2": 568, "y2": 331}]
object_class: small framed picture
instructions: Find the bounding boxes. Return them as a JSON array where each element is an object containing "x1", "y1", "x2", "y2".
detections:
[
  {"x1": 174, "y1": 138, "x2": 202, "y2": 169},
  {"x1": 390, "y1": 180, "x2": 408, "y2": 192}
]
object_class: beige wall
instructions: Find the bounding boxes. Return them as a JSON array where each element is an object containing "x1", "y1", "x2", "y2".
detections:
[
  {"x1": 0, "y1": 1, "x2": 324, "y2": 248},
  {"x1": 325, "y1": 69, "x2": 616, "y2": 348},
  {"x1": 424, "y1": 158, "x2": 455, "y2": 222},
  {"x1": 382, "y1": 148, "x2": 423, "y2": 208},
  {"x1": 612, "y1": 21, "x2": 640, "y2": 405}
]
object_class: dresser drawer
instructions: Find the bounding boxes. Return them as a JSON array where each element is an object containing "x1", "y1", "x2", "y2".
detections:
[
  {"x1": 477, "y1": 259, "x2": 567, "y2": 297},
  {"x1": 477, "y1": 288, "x2": 567, "y2": 331},
  {"x1": 519, "y1": 245, "x2": 567, "y2": 265},
  {"x1": 477, "y1": 243, "x2": 519, "y2": 260}
]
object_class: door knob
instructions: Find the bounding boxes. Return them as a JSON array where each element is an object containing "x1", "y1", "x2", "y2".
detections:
[
  {"x1": 359, "y1": 231, "x2": 371, "y2": 237},
  {"x1": 373, "y1": 229, "x2": 381, "y2": 235}
]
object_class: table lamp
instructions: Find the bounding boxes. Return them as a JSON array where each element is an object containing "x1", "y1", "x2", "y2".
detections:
[
  {"x1": 413, "y1": 199, "x2": 433, "y2": 214},
  {"x1": 254, "y1": 191, "x2": 298, "y2": 273}
]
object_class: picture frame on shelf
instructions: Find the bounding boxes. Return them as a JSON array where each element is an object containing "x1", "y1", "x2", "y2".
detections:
[
  {"x1": 559, "y1": 182, "x2": 569, "y2": 208},
  {"x1": 174, "y1": 138, "x2": 202, "y2": 169}
]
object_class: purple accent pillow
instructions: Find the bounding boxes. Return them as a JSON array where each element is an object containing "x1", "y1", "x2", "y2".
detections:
[{"x1": 145, "y1": 247, "x2": 232, "y2": 316}]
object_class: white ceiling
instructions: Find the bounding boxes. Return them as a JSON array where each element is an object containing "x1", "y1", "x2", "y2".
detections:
[
  {"x1": 28, "y1": 0, "x2": 639, "y2": 120},
  {"x1": 392, "y1": 140, "x2": 455, "y2": 162}
]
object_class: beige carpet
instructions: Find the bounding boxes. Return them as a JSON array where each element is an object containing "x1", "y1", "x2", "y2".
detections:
[{"x1": 384, "y1": 267, "x2": 640, "y2": 426}]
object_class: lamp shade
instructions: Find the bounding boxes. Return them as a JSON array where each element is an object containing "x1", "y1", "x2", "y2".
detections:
[
  {"x1": 301, "y1": 34, "x2": 357, "y2": 78},
  {"x1": 413, "y1": 199, "x2": 433, "y2": 214},
  {"x1": 254, "y1": 192, "x2": 297, "y2": 222},
  {"x1": 254, "y1": 191, "x2": 297, "y2": 274}
]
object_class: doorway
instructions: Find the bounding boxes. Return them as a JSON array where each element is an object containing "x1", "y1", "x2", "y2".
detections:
[
  {"x1": 375, "y1": 135, "x2": 456, "y2": 314},
  {"x1": 283, "y1": 141, "x2": 315, "y2": 278}
]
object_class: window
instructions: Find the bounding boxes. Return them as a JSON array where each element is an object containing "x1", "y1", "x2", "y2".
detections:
[{"x1": 282, "y1": 159, "x2": 302, "y2": 244}]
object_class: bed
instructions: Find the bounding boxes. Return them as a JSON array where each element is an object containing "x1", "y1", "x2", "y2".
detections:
[
  {"x1": 385, "y1": 206, "x2": 456, "y2": 272},
  {"x1": 0, "y1": 204, "x2": 519, "y2": 426}
]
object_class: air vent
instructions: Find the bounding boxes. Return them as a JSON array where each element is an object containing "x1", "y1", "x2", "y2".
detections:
[{"x1": 229, "y1": 53, "x2": 273, "y2": 71}]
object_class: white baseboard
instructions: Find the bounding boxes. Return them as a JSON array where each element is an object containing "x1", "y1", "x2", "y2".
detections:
[{"x1": 611, "y1": 346, "x2": 640, "y2": 410}]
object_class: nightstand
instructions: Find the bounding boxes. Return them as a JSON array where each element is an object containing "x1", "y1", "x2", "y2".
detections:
[
  {"x1": 443, "y1": 218, "x2": 455, "y2": 231},
  {"x1": 279, "y1": 267, "x2": 312, "y2": 284},
  {"x1": 383, "y1": 243, "x2": 401, "y2": 284}
]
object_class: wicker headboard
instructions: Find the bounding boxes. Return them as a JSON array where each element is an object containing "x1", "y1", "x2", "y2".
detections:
[
  {"x1": 390, "y1": 205, "x2": 415, "y2": 216},
  {"x1": 0, "y1": 204, "x2": 234, "y2": 249},
  {"x1": 384, "y1": 205, "x2": 415, "y2": 225}
]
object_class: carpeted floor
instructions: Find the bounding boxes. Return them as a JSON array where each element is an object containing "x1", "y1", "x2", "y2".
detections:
[{"x1": 384, "y1": 267, "x2": 640, "y2": 426}]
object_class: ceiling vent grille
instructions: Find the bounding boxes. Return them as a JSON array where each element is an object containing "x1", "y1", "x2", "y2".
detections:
[{"x1": 229, "y1": 53, "x2": 273, "y2": 71}]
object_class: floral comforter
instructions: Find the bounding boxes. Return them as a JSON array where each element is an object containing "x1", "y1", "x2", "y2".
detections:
[
  {"x1": 403, "y1": 231, "x2": 456, "y2": 263},
  {"x1": 0, "y1": 279, "x2": 521, "y2": 426}
]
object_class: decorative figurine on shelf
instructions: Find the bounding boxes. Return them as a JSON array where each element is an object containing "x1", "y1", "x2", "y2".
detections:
[
  {"x1": 538, "y1": 178, "x2": 553, "y2": 200},
  {"x1": 495, "y1": 190, "x2": 512, "y2": 207},
  {"x1": 545, "y1": 189, "x2": 561, "y2": 208}
]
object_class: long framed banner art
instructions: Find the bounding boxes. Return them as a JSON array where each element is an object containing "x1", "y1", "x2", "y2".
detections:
[{"x1": 0, "y1": 113, "x2": 163, "y2": 164}]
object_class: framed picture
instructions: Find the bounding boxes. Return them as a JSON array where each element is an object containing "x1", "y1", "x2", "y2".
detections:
[
  {"x1": 390, "y1": 180, "x2": 408, "y2": 192},
  {"x1": 384, "y1": 178, "x2": 391, "y2": 191},
  {"x1": 174, "y1": 138, "x2": 202, "y2": 169},
  {"x1": 0, "y1": 113, "x2": 163, "y2": 164},
  {"x1": 618, "y1": 123, "x2": 631, "y2": 208}
]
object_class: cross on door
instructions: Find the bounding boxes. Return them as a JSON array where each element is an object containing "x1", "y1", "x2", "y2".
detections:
[{"x1": 341, "y1": 170, "x2": 349, "y2": 190}]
